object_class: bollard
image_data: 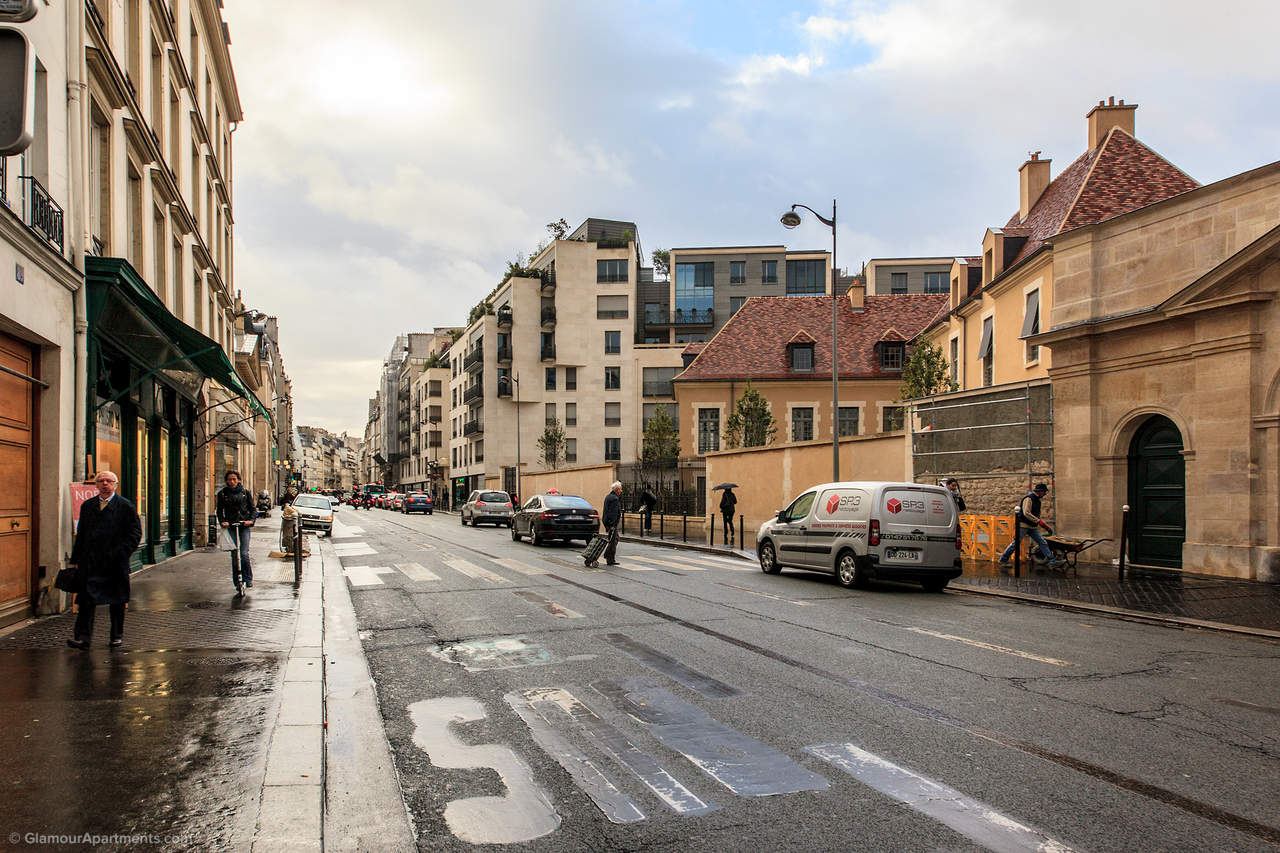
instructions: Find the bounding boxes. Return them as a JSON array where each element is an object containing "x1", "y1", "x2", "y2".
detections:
[
  {"x1": 293, "y1": 524, "x2": 303, "y2": 584},
  {"x1": 682, "y1": 512, "x2": 687, "y2": 543},
  {"x1": 659, "y1": 512, "x2": 664, "y2": 541},
  {"x1": 621, "y1": 512, "x2": 626, "y2": 536},
  {"x1": 1013, "y1": 524, "x2": 1021, "y2": 578},
  {"x1": 710, "y1": 514, "x2": 716, "y2": 547},
  {"x1": 1118, "y1": 504, "x2": 1129, "y2": 581},
  {"x1": 738, "y1": 514, "x2": 744, "y2": 550}
]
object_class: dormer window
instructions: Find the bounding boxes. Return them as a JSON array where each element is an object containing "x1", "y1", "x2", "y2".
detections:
[
  {"x1": 880, "y1": 343, "x2": 904, "y2": 371},
  {"x1": 790, "y1": 344, "x2": 814, "y2": 372}
]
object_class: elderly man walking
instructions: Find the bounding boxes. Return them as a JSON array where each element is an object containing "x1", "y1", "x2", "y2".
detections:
[
  {"x1": 602, "y1": 481, "x2": 623, "y2": 566},
  {"x1": 66, "y1": 471, "x2": 142, "y2": 650}
]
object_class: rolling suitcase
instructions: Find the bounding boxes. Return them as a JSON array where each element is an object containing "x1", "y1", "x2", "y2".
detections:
[{"x1": 582, "y1": 532, "x2": 610, "y2": 567}]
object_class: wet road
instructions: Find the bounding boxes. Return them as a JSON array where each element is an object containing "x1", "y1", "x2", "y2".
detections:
[{"x1": 337, "y1": 508, "x2": 1279, "y2": 852}]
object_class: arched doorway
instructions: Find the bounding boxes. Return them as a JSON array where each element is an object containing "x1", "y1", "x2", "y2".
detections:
[{"x1": 1127, "y1": 415, "x2": 1185, "y2": 568}]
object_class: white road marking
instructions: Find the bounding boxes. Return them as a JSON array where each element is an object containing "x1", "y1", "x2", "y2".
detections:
[
  {"x1": 442, "y1": 554, "x2": 512, "y2": 585},
  {"x1": 396, "y1": 562, "x2": 441, "y2": 582},
  {"x1": 409, "y1": 697, "x2": 560, "y2": 844},
  {"x1": 333, "y1": 542, "x2": 377, "y2": 557},
  {"x1": 495, "y1": 557, "x2": 549, "y2": 575},
  {"x1": 717, "y1": 582, "x2": 810, "y2": 606},
  {"x1": 807, "y1": 743, "x2": 1076, "y2": 852},
  {"x1": 623, "y1": 555, "x2": 706, "y2": 571},
  {"x1": 900, "y1": 627, "x2": 1075, "y2": 667},
  {"x1": 343, "y1": 565, "x2": 399, "y2": 587}
]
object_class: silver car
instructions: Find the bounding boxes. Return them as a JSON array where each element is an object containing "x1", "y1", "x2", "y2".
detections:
[
  {"x1": 460, "y1": 490, "x2": 514, "y2": 527},
  {"x1": 293, "y1": 494, "x2": 335, "y2": 537}
]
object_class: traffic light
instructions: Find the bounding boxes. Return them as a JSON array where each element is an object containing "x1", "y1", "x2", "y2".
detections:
[{"x1": 0, "y1": 26, "x2": 34, "y2": 156}]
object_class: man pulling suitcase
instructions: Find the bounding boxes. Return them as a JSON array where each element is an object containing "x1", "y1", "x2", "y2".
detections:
[{"x1": 583, "y1": 481, "x2": 623, "y2": 567}]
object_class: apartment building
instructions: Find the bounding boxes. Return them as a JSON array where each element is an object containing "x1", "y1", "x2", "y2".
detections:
[
  {"x1": 0, "y1": 1, "x2": 262, "y2": 624},
  {"x1": 640, "y1": 246, "x2": 832, "y2": 344},
  {"x1": 446, "y1": 218, "x2": 685, "y2": 504},
  {"x1": 236, "y1": 308, "x2": 294, "y2": 498},
  {"x1": 863, "y1": 257, "x2": 955, "y2": 296},
  {"x1": 404, "y1": 329, "x2": 455, "y2": 496},
  {"x1": 295, "y1": 425, "x2": 361, "y2": 492}
]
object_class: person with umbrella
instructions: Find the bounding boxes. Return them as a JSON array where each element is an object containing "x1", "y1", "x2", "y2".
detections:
[{"x1": 715, "y1": 483, "x2": 738, "y2": 546}]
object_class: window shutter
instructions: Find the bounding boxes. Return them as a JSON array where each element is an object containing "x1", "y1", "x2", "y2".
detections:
[
  {"x1": 978, "y1": 319, "x2": 994, "y2": 359},
  {"x1": 1020, "y1": 291, "x2": 1040, "y2": 338}
]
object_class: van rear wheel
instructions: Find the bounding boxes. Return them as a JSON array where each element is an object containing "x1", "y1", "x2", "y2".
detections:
[
  {"x1": 836, "y1": 552, "x2": 868, "y2": 589},
  {"x1": 921, "y1": 578, "x2": 949, "y2": 592},
  {"x1": 759, "y1": 542, "x2": 780, "y2": 574}
]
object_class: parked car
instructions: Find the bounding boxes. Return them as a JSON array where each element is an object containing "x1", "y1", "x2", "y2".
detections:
[
  {"x1": 403, "y1": 492, "x2": 434, "y2": 514},
  {"x1": 388, "y1": 493, "x2": 405, "y2": 511},
  {"x1": 511, "y1": 493, "x2": 599, "y2": 545},
  {"x1": 293, "y1": 494, "x2": 335, "y2": 537},
  {"x1": 460, "y1": 490, "x2": 514, "y2": 526},
  {"x1": 755, "y1": 481, "x2": 962, "y2": 592}
]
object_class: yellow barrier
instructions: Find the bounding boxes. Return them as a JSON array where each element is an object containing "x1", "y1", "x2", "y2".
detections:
[{"x1": 964, "y1": 514, "x2": 1016, "y2": 561}]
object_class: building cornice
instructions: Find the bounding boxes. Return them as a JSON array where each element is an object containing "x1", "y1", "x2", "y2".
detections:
[{"x1": 0, "y1": 208, "x2": 82, "y2": 291}]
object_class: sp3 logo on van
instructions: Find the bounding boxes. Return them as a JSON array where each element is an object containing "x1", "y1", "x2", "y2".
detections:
[
  {"x1": 886, "y1": 498, "x2": 926, "y2": 514},
  {"x1": 824, "y1": 493, "x2": 861, "y2": 515}
]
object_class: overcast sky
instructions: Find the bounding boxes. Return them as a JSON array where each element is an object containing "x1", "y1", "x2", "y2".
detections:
[{"x1": 221, "y1": 0, "x2": 1280, "y2": 437}]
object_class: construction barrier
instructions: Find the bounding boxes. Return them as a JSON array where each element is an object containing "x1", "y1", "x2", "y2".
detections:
[{"x1": 962, "y1": 514, "x2": 1016, "y2": 561}]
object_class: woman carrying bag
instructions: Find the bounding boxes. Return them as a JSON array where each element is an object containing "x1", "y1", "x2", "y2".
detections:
[{"x1": 216, "y1": 471, "x2": 258, "y2": 595}]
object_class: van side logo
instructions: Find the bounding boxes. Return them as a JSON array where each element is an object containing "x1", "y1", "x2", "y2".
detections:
[
  {"x1": 886, "y1": 498, "x2": 902, "y2": 514},
  {"x1": 826, "y1": 495, "x2": 841, "y2": 514}
]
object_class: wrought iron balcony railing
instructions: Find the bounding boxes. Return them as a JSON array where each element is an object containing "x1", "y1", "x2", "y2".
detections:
[
  {"x1": 496, "y1": 383, "x2": 512, "y2": 398},
  {"x1": 496, "y1": 307, "x2": 513, "y2": 328},
  {"x1": 539, "y1": 267, "x2": 556, "y2": 291},
  {"x1": 644, "y1": 307, "x2": 714, "y2": 327},
  {"x1": 463, "y1": 345, "x2": 484, "y2": 372},
  {"x1": 463, "y1": 419, "x2": 484, "y2": 437},
  {"x1": 496, "y1": 344, "x2": 512, "y2": 363},
  {"x1": 540, "y1": 306, "x2": 556, "y2": 326},
  {"x1": 462, "y1": 382, "x2": 484, "y2": 404},
  {"x1": 19, "y1": 176, "x2": 65, "y2": 254},
  {"x1": 540, "y1": 343, "x2": 556, "y2": 361}
]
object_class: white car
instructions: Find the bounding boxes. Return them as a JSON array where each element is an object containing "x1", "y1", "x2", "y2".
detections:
[
  {"x1": 460, "y1": 490, "x2": 514, "y2": 527},
  {"x1": 293, "y1": 494, "x2": 335, "y2": 537}
]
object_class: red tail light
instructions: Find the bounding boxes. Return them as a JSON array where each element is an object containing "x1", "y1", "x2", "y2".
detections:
[
  {"x1": 589, "y1": 512, "x2": 599, "y2": 519},
  {"x1": 505, "y1": 502, "x2": 512, "y2": 507},
  {"x1": 869, "y1": 519, "x2": 880, "y2": 547},
  {"x1": 477, "y1": 501, "x2": 486, "y2": 506},
  {"x1": 541, "y1": 511, "x2": 556, "y2": 519},
  {"x1": 955, "y1": 526, "x2": 962, "y2": 550}
]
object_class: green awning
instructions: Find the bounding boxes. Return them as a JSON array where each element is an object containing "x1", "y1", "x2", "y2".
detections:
[{"x1": 85, "y1": 257, "x2": 273, "y2": 425}]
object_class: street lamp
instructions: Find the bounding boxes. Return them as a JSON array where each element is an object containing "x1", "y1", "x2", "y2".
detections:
[
  {"x1": 428, "y1": 416, "x2": 441, "y2": 502},
  {"x1": 498, "y1": 373, "x2": 521, "y2": 502},
  {"x1": 781, "y1": 199, "x2": 840, "y2": 481}
]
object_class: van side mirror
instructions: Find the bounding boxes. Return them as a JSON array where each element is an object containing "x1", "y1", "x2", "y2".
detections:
[{"x1": 776, "y1": 509, "x2": 786, "y2": 522}]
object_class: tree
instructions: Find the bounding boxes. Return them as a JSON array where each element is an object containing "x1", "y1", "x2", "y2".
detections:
[
  {"x1": 640, "y1": 405, "x2": 680, "y2": 489},
  {"x1": 899, "y1": 341, "x2": 958, "y2": 400},
  {"x1": 651, "y1": 248, "x2": 670, "y2": 281},
  {"x1": 723, "y1": 382, "x2": 776, "y2": 449},
  {"x1": 538, "y1": 419, "x2": 567, "y2": 470}
]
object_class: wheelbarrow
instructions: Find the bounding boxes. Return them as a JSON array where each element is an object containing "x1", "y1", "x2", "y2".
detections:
[{"x1": 1029, "y1": 534, "x2": 1112, "y2": 574}]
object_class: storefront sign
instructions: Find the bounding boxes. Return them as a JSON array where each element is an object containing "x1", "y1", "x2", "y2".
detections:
[{"x1": 69, "y1": 482, "x2": 97, "y2": 534}]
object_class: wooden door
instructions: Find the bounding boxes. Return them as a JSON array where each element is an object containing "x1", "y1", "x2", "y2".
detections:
[
  {"x1": 1128, "y1": 415, "x2": 1186, "y2": 568},
  {"x1": 0, "y1": 332, "x2": 35, "y2": 620}
]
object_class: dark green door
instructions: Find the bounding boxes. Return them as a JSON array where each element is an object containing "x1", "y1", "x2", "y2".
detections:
[{"x1": 1128, "y1": 416, "x2": 1185, "y2": 567}]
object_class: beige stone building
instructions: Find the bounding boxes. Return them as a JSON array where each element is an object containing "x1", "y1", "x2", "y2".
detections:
[
  {"x1": 917, "y1": 98, "x2": 1280, "y2": 578},
  {"x1": 446, "y1": 218, "x2": 685, "y2": 504},
  {"x1": 863, "y1": 257, "x2": 955, "y2": 296},
  {"x1": 404, "y1": 329, "x2": 454, "y2": 496}
]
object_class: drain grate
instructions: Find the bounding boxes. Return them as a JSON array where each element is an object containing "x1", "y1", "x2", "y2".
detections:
[{"x1": 0, "y1": 607, "x2": 295, "y2": 651}]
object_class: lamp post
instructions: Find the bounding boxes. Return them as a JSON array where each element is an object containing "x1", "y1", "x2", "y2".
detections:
[
  {"x1": 428, "y1": 416, "x2": 441, "y2": 502},
  {"x1": 498, "y1": 373, "x2": 521, "y2": 502},
  {"x1": 781, "y1": 199, "x2": 839, "y2": 481}
]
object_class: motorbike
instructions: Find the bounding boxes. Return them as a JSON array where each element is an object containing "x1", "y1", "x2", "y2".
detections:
[{"x1": 256, "y1": 490, "x2": 272, "y2": 517}]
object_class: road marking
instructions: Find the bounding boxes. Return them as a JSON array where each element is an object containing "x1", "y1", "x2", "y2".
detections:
[
  {"x1": 333, "y1": 542, "x2": 377, "y2": 557},
  {"x1": 419, "y1": 541, "x2": 436, "y2": 550},
  {"x1": 623, "y1": 555, "x2": 706, "y2": 571},
  {"x1": 512, "y1": 590, "x2": 584, "y2": 619},
  {"x1": 431, "y1": 637, "x2": 559, "y2": 671},
  {"x1": 602, "y1": 633, "x2": 743, "y2": 698},
  {"x1": 343, "y1": 565, "x2": 399, "y2": 587},
  {"x1": 504, "y1": 693, "x2": 646, "y2": 824},
  {"x1": 806, "y1": 743, "x2": 1076, "y2": 852},
  {"x1": 521, "y1": 687, "x2": 716, "y2": 815},
  {"x1": 595, "y1": 678, "x2": 829, "y2": 797},
  {"x1": 717, "y1": 582, "x2": 810, "y2": 606},
  {"x1": 495, "y1": 557, "x2": 549, "y2": 575},
  {"x1": 408, "y1": 697, "x2": 560, "y2": 844},
  {"x1": 900, "y1": 627, "x2": 1075, "y2": 667},
  {"x1": 442, "y1": 554, "x2": 512, "y2": 584},
  {"x1": 395, "y1": 562, "x2": 440, "y2": 582},
  {"x1": 1212, "y1": 697, "x2": 1280, "y2": 716}
]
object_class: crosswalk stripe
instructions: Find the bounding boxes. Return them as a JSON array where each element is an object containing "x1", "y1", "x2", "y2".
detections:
[
  {"x1": 396, "y1": 562, "x2": 441, "y2": 582},
  {"x1": 495, "y1": 558, "x2": 550, "y2": 575},
  {"x1": 442, "y1": 554, "x2": 512, "y2": 584},
  {"x1": 343, "y1": 565, "x2": 398, "y2": 586},
  {"x1": 624, "y1": 555, "x2": 706, "y2": 571},
  {"x1": 333, "y1": 542, "x2": 377, "y2": 557}
]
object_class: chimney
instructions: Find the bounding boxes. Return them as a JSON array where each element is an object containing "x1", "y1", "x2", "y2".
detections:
[
  {"x1": 846, "y1": 278, "x2": 865, "y2": 311},
  {"x1": 1018, "y1": 151, "x2": 1052, "y2": 221},
  {"x1": 1086, "y1": 96, "x2": 1137, "y2": 150}
]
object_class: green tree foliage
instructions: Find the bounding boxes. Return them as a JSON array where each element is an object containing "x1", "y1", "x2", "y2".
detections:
[
  {"x1": 546, "y1": 218, "x2": 570, "y2": 240},
  {"x1": 723, "y1": 382, "x2": 776, "y2": 449},
  {"x1": 899, "y1": 341, "x2": 958, "y2": 400},
  {"x1": 538, "y1": 419, "x2": 567, "y2": 470},
  {"x1": 467, "y1": 298, "x2": 494, "y2": 326},
  {"x1": 640, "y1": 405, "x2": 680, "y2": 486},
  {"x1": 651, "y1": 248, "x2": 670, "y2": 281}
]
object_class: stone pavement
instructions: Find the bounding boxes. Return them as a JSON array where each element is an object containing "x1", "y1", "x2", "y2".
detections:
[{"x1": 0, "y1": 514, "x2": 412, "y2": 853}]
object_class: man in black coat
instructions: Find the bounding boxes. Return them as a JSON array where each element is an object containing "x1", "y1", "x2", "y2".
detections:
[
  {"x1": 719, "y1": 487, "x2": 738, "y2": 545},
  {"x1": 67, "y1": 471, "x2": 143, "y2": 650},
  {"x1": 602, "y1": 481, "x2": 623, "y2": 566}
]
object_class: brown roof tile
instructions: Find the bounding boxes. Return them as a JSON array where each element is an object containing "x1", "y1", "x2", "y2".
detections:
[{"x1": 676, "y1": 294, "x2": 947, "y2": 382}]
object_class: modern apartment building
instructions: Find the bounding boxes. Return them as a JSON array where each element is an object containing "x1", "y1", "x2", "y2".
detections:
[
  {"x1": 641, "y1": 246, "x2": 832, "y2": 344},
  {"x1": 446, "y1": 218, "x2": 685, "y2": 504},
  {"x1": 404, "y1": 329, "x2": 455, "y2": 496},
  {"x1": 863, "y1": 257, "x2": 955, "y2": 296}
]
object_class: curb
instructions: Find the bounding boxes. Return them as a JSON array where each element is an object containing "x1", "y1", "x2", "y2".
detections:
[
  {"x1": 950, "y1": 583, "x2": 1280, "y2": 640},
  {"x1": 618, "y1": 534, "x2": 753, "y2": 561}
]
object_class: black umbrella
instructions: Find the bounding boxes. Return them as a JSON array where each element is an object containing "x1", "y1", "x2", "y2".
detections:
[{"x1": 712, "y1": 483, "x2": 738, "y2": 490}]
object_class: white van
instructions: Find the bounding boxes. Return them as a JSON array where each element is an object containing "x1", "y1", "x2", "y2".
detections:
[{"x1": 755, "y1": 481, "x2": 962, "y2": 592}]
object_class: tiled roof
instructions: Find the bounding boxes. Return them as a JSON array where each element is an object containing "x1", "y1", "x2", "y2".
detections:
[
  {"x1": 1003, "y1": 128, "x2": 1199, "y2": 268},
  {"x1": 787, "y1": 329, "x2": 818, "y2": 345},
  {"x1": 676, "y1": 294, "x2": 946, "y2": 382},
  {"x1": 682, "y1": 341, "x2": 705, "y2": 357},
  {"x1": 878, "y1": 327, "x2": 907, "y2": 342}
]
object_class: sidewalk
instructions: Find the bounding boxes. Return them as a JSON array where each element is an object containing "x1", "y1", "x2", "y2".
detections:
[{"x1": 0, "y1": 515, "x2": 413, "y2": 852}]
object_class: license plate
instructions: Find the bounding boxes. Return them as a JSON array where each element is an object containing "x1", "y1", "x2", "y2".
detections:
[{"x1": 887, "y1": 548, "x2": 921, "y2": 562}]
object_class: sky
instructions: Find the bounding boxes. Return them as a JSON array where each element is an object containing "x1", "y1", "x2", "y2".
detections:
[{"x1": 221, "y1": 0, "x2": 1280, "y2": 437}]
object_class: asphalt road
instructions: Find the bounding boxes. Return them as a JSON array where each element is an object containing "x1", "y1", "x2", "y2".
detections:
[{"x1": 330, "y1": 507, "x2": 1280, "y2": 853}]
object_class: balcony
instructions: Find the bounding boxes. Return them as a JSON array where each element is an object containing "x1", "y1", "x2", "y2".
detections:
[
  {"x1": 496, "y1": 307, "x2": 513, "y2": 328},
  {"x1": 540, "y1": 306, "x2": 556, "y2": 327},
  {"x1": 644, "y1": 307, "x2": 714, "y2": 328},
  {"x1": 540, "y1": 343, "x2": 556, "y2": 361},
  {"x1": 643, "y1": 380, "x2": 674, "y2": 397},
  {"x1": 539, "y1": 267, "x2": 556, "y2": 293},
  {"x1": 496, "y1": 344, "x2": 512, "y2": 363},
  {"x1": 462, "y1": 381, "x2": 484, "y2": 404},
  {"x1": 463, "y1": 345, "x2": 484, "y2": 372},
  {"x1": 18, "y1": 176, "x2": 65, "y2": 254},
  {"x1": 463, "y1": 418, "x2": 484, "y2": 437},
  {"x1": 496, "y1": 382, "x2": 512, "y2": 399},
  {"x1": 428, "y1": 433, "x2": 443, "y2": 448}
]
